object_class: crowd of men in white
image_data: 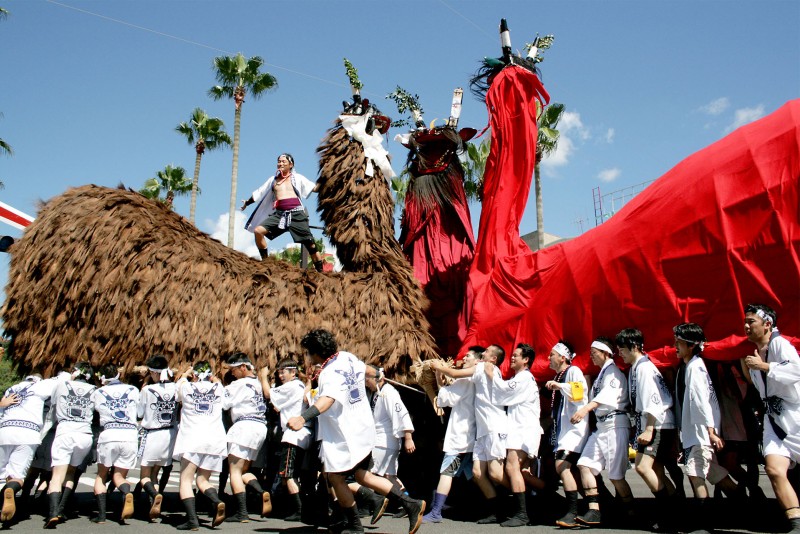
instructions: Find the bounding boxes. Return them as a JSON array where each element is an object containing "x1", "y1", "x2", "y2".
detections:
[{"x1": 0, "y1": 304, "x2": 798, "y2": 534}]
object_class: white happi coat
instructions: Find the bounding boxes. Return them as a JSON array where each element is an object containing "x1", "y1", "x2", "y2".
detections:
[
  {"x1": 93, "y1": 381, "x2": 140, "y2": 444},
  {"x1": 270, "y1": 378, "x2": 312, "y2": 449},
  {"x1": 437, "y1": 377, "x2": 476, "y2": 454},
  {"x1": 243, "y1": 171, "x2": 315, "y2": 233},
  {"x1": 0, "y1": 377, "x2": 60, "y2": 446},
  {"x1": 471, "y1": 362, "x2": 508, "y2": 439},
  {"x1": 225, "y1": 376, "x2": 268, "y2": 450},
  {"x1": 552, "y1": 366, "x2": 589, "y2": 453},
  {"x1": 174, "y1": 379, "x2": 230, "y2": 458},
  {"x1": 138, "y1": 381, "x2": 179, "y2": 430},
  {"x1": 493, "y1": 368, "x2": 542, "y2": 454},
  {"x1": 675, "y1": 356, "x2": 720, "y2": 448},
  {"x1": 316, "y1": 351, "x2": 376, "y2": 472},
  {"x1": 372, "y1": 383, "x2": 414, "y2": 451},
  {"x1": 629, "y1": 355, "x2": 675, "y2": 432},
  {"x1": 52, "y1": 379, "x2": 96, "y2": 436},
  {"x1": 590, "y1": 360, "x2": 631, "y2": 430},
  {"x1": 748, "y1": 330, "x2": 800, "y2": 437}
]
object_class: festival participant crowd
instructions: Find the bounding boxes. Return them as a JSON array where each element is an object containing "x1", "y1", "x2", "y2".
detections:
[{"x1": 0, "y1": 304, "x2": 797, "y2": 534}]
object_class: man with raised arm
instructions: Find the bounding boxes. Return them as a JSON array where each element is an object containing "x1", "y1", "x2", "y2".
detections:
[
  {"x1": 741, "y1": 304, "x2": 800, "y2": 534},
  {"x1": 571, "y1": 337, "x2": 633, "y2": 527},
  {"x1": 241, "y1": 153, "x2": 325, "y2": 271},
  {"x1": 422, "y1": 346, "x2": 486, "y2": 524},
  {"x1": 544, "y1": 340, "x2": 589, "y2": 528},
  {"x1": 487, "y1": 343, "x2": 543, "y2": 527},
  {"x1": 430, "y1": 344, "x2": 507, "y2": 525}
]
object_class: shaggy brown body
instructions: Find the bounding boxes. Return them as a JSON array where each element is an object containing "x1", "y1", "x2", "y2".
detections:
[
  {"x1": 316, "y1": 119, "x2": 439, "y2": 359},
  {"x1": 2, "y1": 178, "x2": 437, "y2": 381}
]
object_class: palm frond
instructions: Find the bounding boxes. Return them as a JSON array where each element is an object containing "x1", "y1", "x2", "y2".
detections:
[
  {"x1": 208, "y1": 85, "x2": 234, "y2": 101},
  {"x1": 0, "y1": 138, "x2": 12, "y2": 157}
]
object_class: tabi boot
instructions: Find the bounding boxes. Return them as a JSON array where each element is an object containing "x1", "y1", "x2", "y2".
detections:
[
  {"x1": 1, "y1": 481, "x2": 21, "y2": 523},
  {"x1": 389, "y1": 488, "x2": 425, "y2": 534},
  {"x1": 118, "y1": 483, "x2": 134, "y2": 522},
  {"x1": 44, "y1": 492, "x2": 61, "y2": 529},
  {"x1": 284, "y1": 493, "x2": 302, "y2": 521},
  {"x1": 555, "y1": 490, "x2": 579, "y2": 528},
  {"x1": 224, "y1": 492, "x2": 250, "y2": 523},
  {"x1": 143, "y1": 481, "x2": 162, "y2": 521},
  {"x1": 90, "y1": 493, "x2": 106, "y2": 524},
  {"x1": 203, "y1": 488, "x2": 226, "y2": 527},
  {"x1": 422, "y1": 492, "x2": 447, "y2": 523},
  {"x1": 177, "y1": 497, "x2": 200, "y2": 531},
  {"x1": 477, "y1": 496, "x2": 499, "y2": 524},
  {"x1": 500, "y1": 492, "x2": 529, "y2": 527},
  {"x1": 576, "y1": 494, "x2": 602, "y2": 527},
  {"x1": 341, "y1": 504, "x2": 364, "y2": 534}
]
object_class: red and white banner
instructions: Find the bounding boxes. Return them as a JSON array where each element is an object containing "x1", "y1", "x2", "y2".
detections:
[{"x1": 0, "y1": 201, "x2": 34, "y2": 230}]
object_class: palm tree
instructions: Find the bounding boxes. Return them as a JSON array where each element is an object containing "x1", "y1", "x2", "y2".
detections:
[
  {"x1": 209, "y1": 53, "x2": 277, "y2": 247},
  {"x1": 0, "y1": 115, "x2": 11, "y2": 190},
  {"x1": 390, "y1": 169, "x2": 410, "y2": 210},
  {"x1": 534, "y1": 102, "x2": 565, "y2": 249},
  {"x1": 461, "y1": 136, "x2": 491, "y2": 202},
  {"x1": 1, "y1": 9, "x2": 11, "y2": 190},
  {"x1": 275, "y1": 238, "x2": 326, "y2": 267},
  {"x1": 176, "y1": 108, "x2": 231, "y2": 224},
  {"x1": 140, "y1": 165, "x2": 193, "y2": 210}
]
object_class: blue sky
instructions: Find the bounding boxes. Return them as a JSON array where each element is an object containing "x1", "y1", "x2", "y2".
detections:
[{"x1": 0, "y1": 0, "x2": 798, "y2": 299}]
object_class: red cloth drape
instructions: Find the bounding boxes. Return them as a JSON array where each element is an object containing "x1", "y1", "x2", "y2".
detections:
[
  {"x1": 461, "y1": 86, "x2": 800, "y2": 381},
  {"x1": 401, "y1": 169, "x2": 475, "y2": 357}
]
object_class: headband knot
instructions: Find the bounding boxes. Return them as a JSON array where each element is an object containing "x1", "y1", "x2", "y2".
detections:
[{"x1": 553, "y1": 343, "x2": 574, "y2": 361}]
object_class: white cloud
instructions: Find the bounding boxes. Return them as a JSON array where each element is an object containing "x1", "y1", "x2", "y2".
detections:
[
  {"x1": 604, "y1": 128, "x2": 615, "y2": 143},
  {"x1": 203, "y1": 212, "x2": 342, "y2": 270},
  {"x1": 725, "y1": 104, "x2": 765, "y2": 133},
  {"x1": 559, "y1": 111, "x2": 590, "y2": 140},
  {"x1": 597, "y1": 167, "x2": 621, "y2": 183},
  {"x1": 540, "y1": 136, "x2": 575, "y2": 173},
  {"x1": 204, "y1": 210, "x2": 260, "y2": 259},
  {"x1": 699, "y1": 97, "x2": 730, "y2": 116}
]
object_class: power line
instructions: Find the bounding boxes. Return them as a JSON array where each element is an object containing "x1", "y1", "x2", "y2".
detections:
[
  {"x1": 45, "y1": 0, "x2": 232, "y2": 54},
  {"x1": 44, "y1": 0, "x2": 470, "y2": 120},
  {"x1": 438, "y1": 0, "x2": 495, "y2": 43},
  {"x1": 44, "y1": 0, "x2": 355, "y2": 94}
]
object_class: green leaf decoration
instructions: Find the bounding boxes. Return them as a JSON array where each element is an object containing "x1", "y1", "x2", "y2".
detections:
[{"x1": 343, "y1": 58, "x2": 363, "y2": 90}]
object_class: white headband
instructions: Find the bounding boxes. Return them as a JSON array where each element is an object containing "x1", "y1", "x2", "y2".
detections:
[
  {"x1": 228, "y1": 361, "x2": 253, "y2": 369},
  {"x1": 674, "y1": 334, "x2": 705, "y2": 352},
  {"x1": 100, "y1": 372, "x2": 120, "y2": 386},
  {"x1": 590, "y1": 341, "x2": 613, "y2": 355},
  {"x1": 755, "y1": 309, "x2": 773, "y2": 324},
  {"x1": 71, "y1": 369, "x2": 88, "y2": 380},
  {"x1": 553, "y1": 343, "x2": 573, "y2": 360},
  {"x1": 149, "y1": 367, "x2": 174, "y2": 382},
  {"x1": 196, "y1": 369, "x2": 212, "y2": 380}
]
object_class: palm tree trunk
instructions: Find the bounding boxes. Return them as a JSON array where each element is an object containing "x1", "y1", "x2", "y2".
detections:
[
  {"x1": 535, "y1": 162, "x2": 544, "y2": 250},
  {"x1": 189, "y1": 150, "x2": 203, "y2": 224},
  {"x1": 227, "y1": 107, "x2": 242, "y2": 247}
]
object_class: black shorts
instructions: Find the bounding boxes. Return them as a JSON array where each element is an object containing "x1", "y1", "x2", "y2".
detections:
[
  {"x1": 327, "y1": 453, "x2": 373, "y2": 477},
  {"x1": 259, "y1": 209, "x2": 314, "y2": 243},
  {"x1": 278, "y1": 443, "x2": 304, "y2": 479},
  {"x1": 554, "y1": 450, "x2": 581, "y2": 465},
  {"x1": 639, "y1": 428, "x2": 679, "y2": 463}
]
